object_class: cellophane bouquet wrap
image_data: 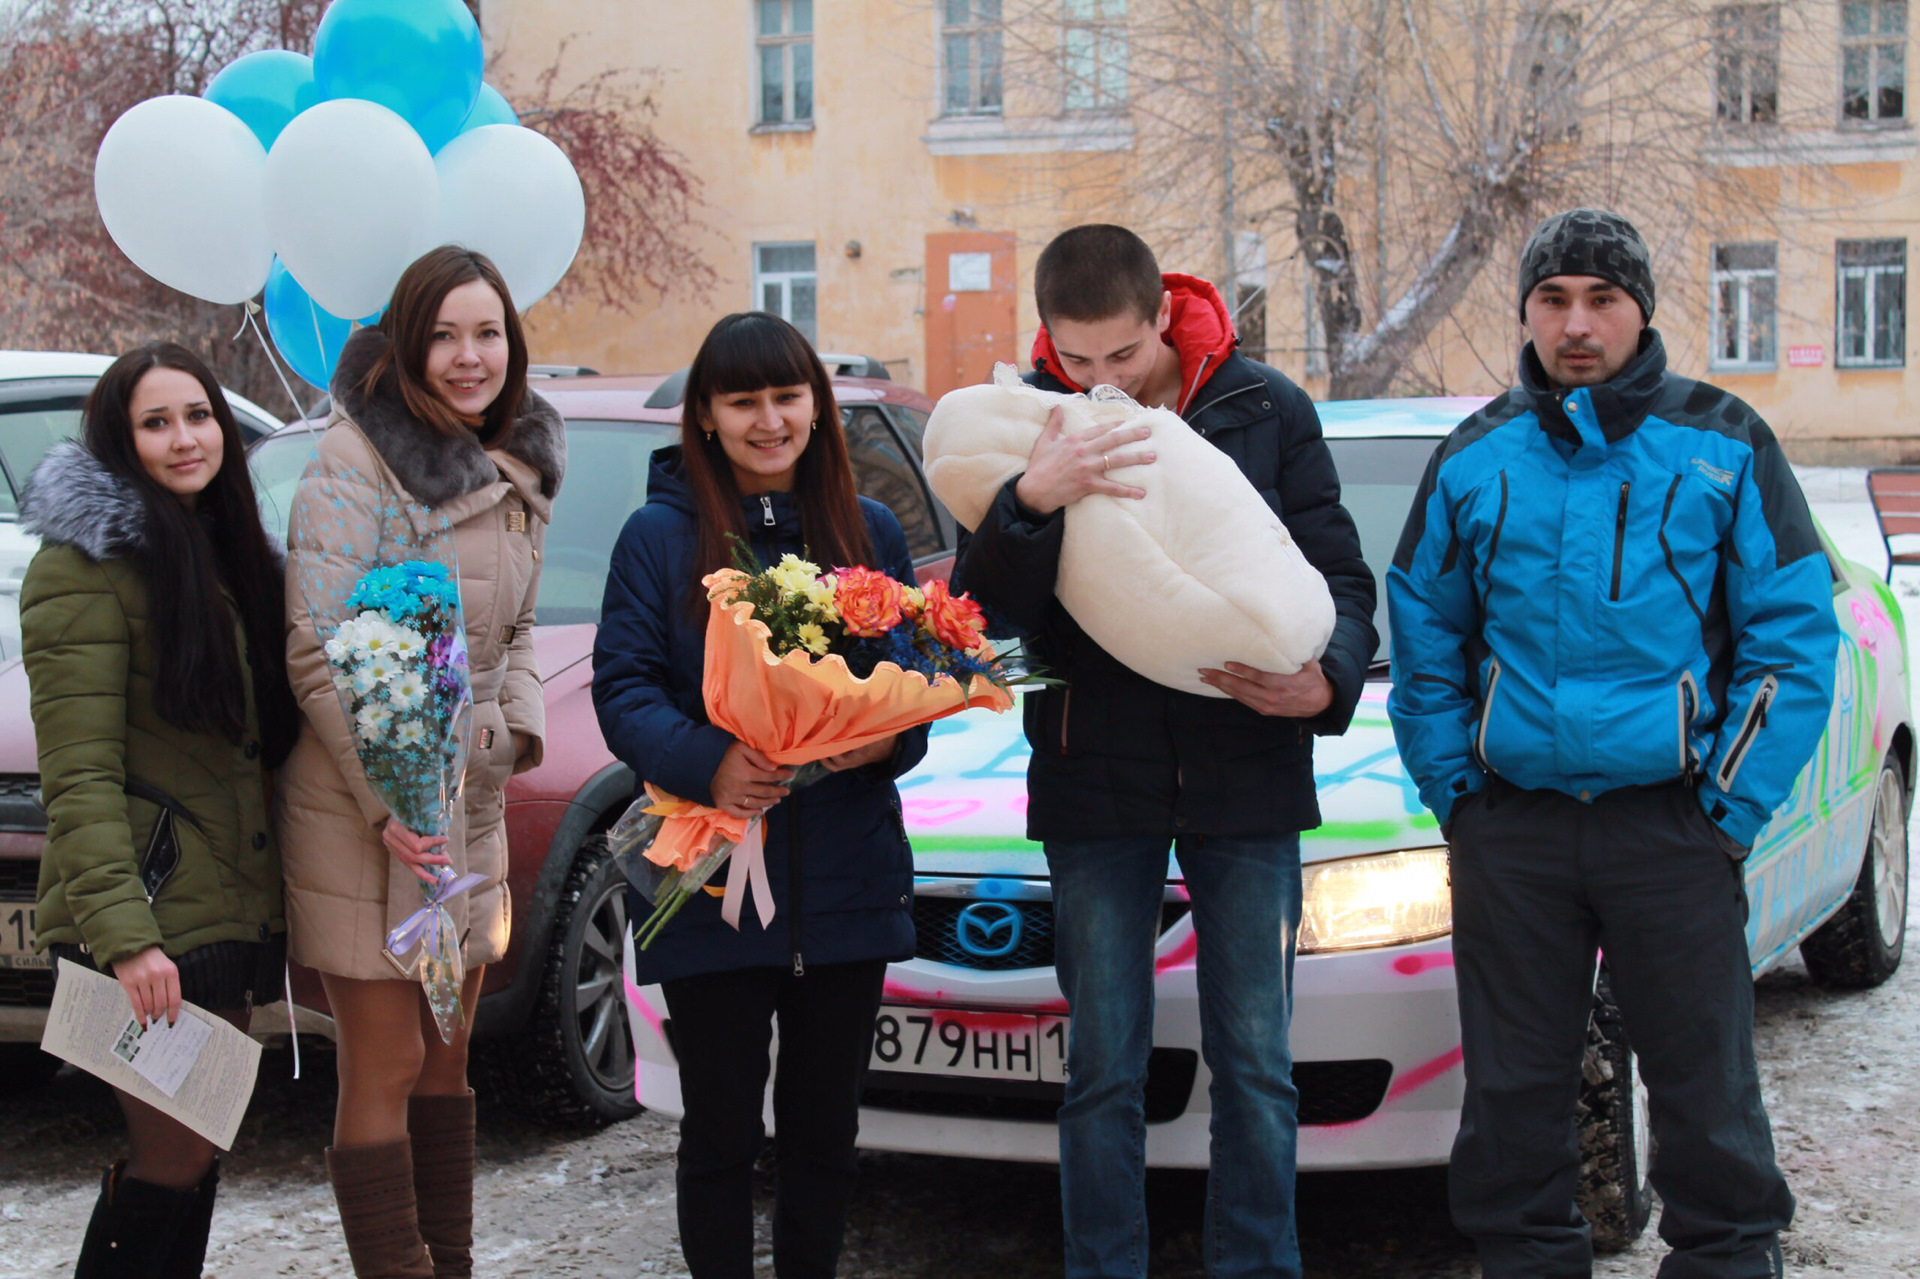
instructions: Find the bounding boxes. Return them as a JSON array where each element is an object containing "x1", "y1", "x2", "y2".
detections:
[
  {"x1": 612, "y1": 550, "x2": 1025, "y2": 949},
  {"x1": 290, "y1": 459, "x2": 476, "y2": 1043}
]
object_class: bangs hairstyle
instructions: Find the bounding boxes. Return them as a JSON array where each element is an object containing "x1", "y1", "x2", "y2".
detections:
[
  {"x1": 1034, "y1": 223, "x2": 1164, "y2": 327},
  {"x1": 362, "y1": 245, "x2": 528, "y2": 446},
  {"x1": 80, "y1": 343, "x2": 301, "y2": 765},
  {"x1": 680, "y1": 312, "x2": 872, "y2": 603}
]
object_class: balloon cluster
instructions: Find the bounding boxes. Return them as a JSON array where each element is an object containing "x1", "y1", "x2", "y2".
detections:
[{"x1": 93, "y1": 0, "x2": 586, "y2": 390}]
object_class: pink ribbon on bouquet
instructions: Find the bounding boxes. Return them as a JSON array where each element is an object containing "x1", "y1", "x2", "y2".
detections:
[
  {"x1": 385, "y1": 867, "x2": 489, "y2": 960},
  {"x1": 719, "y1": 818, "x2": 776, "y2": 932}
]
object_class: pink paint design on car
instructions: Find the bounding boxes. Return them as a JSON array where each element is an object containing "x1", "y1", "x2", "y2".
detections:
[
  {"x1": 1392, "y1": 952, "x2": 1455, "y2": 976},
  {"x1": 902, "y1": 798, "x2": 984, "y2": 827}
]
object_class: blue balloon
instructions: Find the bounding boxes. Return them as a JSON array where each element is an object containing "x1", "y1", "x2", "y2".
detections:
[
  {"x1": 265, "y1": 258, "x2": 353, "y2": 391},
  {"x1": 314, "y1": 0, "x2": 482, "y2": 155},
  {"x1": 205, "y1": 50, "x2": 320, "y2": 150},
  {"x1": 448, "y1": 82, "x2": 518, "y2": 144}
]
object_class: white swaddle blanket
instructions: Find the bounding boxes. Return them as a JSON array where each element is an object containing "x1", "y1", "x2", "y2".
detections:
[{"x1": 924, "y1": 364, "x2": 1335, "y2": 698}]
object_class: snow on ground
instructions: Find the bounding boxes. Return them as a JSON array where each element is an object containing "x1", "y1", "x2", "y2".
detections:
[{"x1": 2, "y1": 469, "x2": 1919, "y2": 1277}]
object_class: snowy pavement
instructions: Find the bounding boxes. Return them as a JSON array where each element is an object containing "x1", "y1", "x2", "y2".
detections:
[{"x1": 2, "y1": 468, "x2": 1919, "y2": 1277}]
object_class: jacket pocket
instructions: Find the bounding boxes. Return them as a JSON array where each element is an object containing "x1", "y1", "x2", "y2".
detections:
[
  {"x1": 1609, "y1": 481, "x2": 1631, "y2": 601},
  {"x1": 1715, "y1": 673, "x2": 1780, "y2": 791},
  {"x1": 1473, "y1": 658, "x2": 1504, "y2": 773},
  {"x1": 1677, "y1": 670, "x2": 1700, "y2": 777}
]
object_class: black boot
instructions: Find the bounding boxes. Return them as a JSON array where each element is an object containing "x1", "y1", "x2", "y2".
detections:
[
  {"x1": 156, "y1": 1160, "x2": 219, "y2": 1279},
  {"x1": 72, "y1": 1161, "x2": 197, "y2": 1278}
]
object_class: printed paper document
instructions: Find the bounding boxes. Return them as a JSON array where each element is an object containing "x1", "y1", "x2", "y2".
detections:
[{"x1": 40, "y1": 959, "x2": 261, "y2": 1149}]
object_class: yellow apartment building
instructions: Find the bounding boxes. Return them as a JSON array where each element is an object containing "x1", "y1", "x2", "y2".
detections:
[{"x1": 485, "y1": 0, "x2": 1919, "y2": 460}]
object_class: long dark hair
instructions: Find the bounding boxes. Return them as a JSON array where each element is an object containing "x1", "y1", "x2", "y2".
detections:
[
  {"x1": 81, "y1": 344, "x2": 300, "y2": 765},
  {"x1": 681, "y1": 313, "x2": 872, "y2": 600},
  {"x1": 361, "y1": 245, "x2": 528, "y2": 446}
]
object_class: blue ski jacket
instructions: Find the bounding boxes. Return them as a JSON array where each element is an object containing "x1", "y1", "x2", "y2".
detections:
[{"x1": 1387, "y1": 330, "x2": 1838, "y2": 850}]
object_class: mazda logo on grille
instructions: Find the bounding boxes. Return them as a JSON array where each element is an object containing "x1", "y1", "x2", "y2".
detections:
[{"x1": 955, "y1": 901, "x2": 1023, "y2": 958}]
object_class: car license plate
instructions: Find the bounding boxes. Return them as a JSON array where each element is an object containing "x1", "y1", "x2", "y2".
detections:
[
  {"x1": 0, "y1": 901, "x2": 47, "y2": 970},
  {"x1": 870, "y1": 1006, "x2": 1068, "y2": 1082}
]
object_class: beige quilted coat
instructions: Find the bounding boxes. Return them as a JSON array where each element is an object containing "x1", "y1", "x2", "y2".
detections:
[{"x1": 279, "y1": 330, "x2": 564, "y2": 980}]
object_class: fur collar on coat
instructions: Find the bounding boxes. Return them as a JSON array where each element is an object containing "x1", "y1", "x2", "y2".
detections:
[
  {"x1": 331, "y1": 327, "x2": 566, "y2": 508},
  {"x1": 21, "y1": 440, "x2": 293, "y2": 572}
]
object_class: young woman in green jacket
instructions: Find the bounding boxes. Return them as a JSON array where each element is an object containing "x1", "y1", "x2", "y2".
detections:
[{"x1": 20, "y1": 343, "x2": 299, "y2": 1278}]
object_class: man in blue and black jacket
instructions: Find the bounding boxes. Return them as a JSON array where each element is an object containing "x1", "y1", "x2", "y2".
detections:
[{"x1": 1389, "y1": 208, "x2": 1836, "y2": 1277}]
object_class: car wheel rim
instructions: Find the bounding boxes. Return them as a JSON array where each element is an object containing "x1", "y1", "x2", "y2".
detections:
[
  {"x1": 1872, "y1": 769, "x2": 1908, "y2": 948},
  {"x1": 573, "y1": 878, "x2": 634, "y2": 1094},
  {"x1": 1629, "y1": 1049, "x2": 1650, "y2": 1191}
]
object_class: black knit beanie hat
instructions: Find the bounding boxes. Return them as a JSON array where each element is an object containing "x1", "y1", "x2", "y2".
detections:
[{"x1": 1518, "y1": 208, "x2": 1655, "y2": 323}]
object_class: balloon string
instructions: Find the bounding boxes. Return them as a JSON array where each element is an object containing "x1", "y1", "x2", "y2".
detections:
[{"x1": 242, "y1": 302, "x2": 317, "y2": 423}]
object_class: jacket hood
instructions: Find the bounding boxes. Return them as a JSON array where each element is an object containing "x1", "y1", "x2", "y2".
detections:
[
  {"x1": 1514, "y1": 327, "x2": 1668, "y2": 445},
  {"x1": 1031, "y1": 272, "x2": 1239, "y2": 413},
  {"x1": 19, "y1": 441, "x2": 149, "y2": 560},
  {"x1": 331, "y1": 326, "x2": 567, "y2": 508}
]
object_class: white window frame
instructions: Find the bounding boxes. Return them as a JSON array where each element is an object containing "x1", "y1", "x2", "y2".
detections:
[
  {"x1": 1709, "y1": 243, "x2": 1779, "y2": 371},
  {"x1": 1712, "y1": 4, "x2": 1781, "y2": 125},
  {"x1": 1837, "y1": 238, "x2": 1907, "y2": 368},
  {"x1": 1841, "y1": 0, "x2": 1908, "y2": 124},
  {"x1": 753, "y1": 242, "x2": 818, "y2": 343},
  {"x1": 1062, "y1": 0, "x2": 1128, "y2": 114},
  {"x1": 755, "y1": 0, "x2": 813, "y2": 127},
  {"x1": 941, "y1": 0, "x2": 1004, "y2": 118}
]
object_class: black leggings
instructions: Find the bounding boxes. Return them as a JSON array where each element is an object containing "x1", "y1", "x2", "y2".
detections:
[{"x1": 661, "y1": 959, "x2": 888, "y2": 1279}]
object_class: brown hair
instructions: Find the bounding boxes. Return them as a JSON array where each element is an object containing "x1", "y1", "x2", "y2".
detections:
[
  {"x1": 361, "y1": 245, "x2": 528, "y2": 444},
  {"x1": 1034, "y1": 224, "x2": 1164, "y2": 327},
  {"x1": 680, "y1": 312, "x2": 872, "y2": 604}
]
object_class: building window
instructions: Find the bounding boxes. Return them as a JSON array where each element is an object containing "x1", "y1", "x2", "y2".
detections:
[
  {"x1": 757, "y1": 0, "x2": 813, "y2": 126},
  {"x1": 1525, "y1": 10, "x2": 1581, "y2": 132},
  {"x1": 1712, "y1": 5, "x2": 1780, "y2": 124},
  {"x1": 1838, "y1": 238, "x2": 1907, "y2": 367},
  {"x1": 1709, "y1": 243, "x2": 1778, "y2": 370},
  {"x1": 1842, "y1": 0, "x2": 1907, "y2": 122},
  {"x1": 942, "y1": 0, "x2": 1003, "y2": 117},
  {"x1": 755, "y1": 242, "x2": 817, "y2": 342},
  {"x1": 1062, "y1": 0, "x2": 1128, "y2": 112}
]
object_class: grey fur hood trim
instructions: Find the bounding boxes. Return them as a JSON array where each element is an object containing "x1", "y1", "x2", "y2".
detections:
[
  {"x1": 19, "y1": 441, "x2": 147, "y2": 561},
  {"x1": 330, "y1": 326, "x2": 567, "y2": 507}
]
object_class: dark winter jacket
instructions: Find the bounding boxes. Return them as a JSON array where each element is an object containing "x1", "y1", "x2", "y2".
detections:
[
  {"x1": 954, "y1": 275, "x2": 1379, "y2": 840},
  {"x1": 592, "y1": 448, "x2": 928, "y2": 984},
  {"x1": 1387, "y1": 330, "x2": 1838, "y2": 848},
  {"x1": 21, "y1": 443, "x2": 284, "y2": 970}
]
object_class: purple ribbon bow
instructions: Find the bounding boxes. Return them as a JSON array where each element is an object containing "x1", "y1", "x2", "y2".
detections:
[{"x1": 385, "y1": 867, "x2": 488, "y2": 960}]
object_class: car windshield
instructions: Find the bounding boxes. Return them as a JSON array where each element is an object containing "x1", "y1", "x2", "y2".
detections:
[
  {"x1": 249, "y1": 418, "x2": 681, "y2": 627},
  {"x1": 1322, "y1": 435, "x2": 1438, "y2": 667}
]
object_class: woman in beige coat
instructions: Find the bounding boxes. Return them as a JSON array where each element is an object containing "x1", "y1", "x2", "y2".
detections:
[{"x1": 280, "y1": 247, "x2": 563, "y2": 1279}]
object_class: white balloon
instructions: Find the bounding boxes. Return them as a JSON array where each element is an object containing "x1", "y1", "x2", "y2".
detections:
[
  {"x1": 94, "y1": 96, "x2": 273, "y2": 304},
  {"x1": 434, "y1": 125, "x2": 585, "y2": 309},
  {"x1": 264, "y1": 99, "x2": 440, "y2": 320}
]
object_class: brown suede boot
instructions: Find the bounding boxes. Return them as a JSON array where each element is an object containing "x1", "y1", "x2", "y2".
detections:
[
  {"x1": 407, "y1": 1092, "x2": 475, "y2": 1279},
  {"x1": 325, "y1": 1141, "x2": 434, "y2": 1279}
]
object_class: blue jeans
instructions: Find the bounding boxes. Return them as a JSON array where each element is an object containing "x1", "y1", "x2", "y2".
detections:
[{"x1": 1047, "y1": 833, "x2": 1304, "y2": 1279}]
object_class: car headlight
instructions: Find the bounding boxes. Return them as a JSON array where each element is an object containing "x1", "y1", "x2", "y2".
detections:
[{"x1": 1298, "y1": 847, "x2": 1452, "y2": 954}]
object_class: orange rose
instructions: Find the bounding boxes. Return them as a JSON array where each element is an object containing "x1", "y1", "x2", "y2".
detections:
[
  {"x1": 919, "y1": 579, "x2": 988, "y2": 653},
  {"x1": 832, "y1": 565, "x2": 906, "y2": 638}
]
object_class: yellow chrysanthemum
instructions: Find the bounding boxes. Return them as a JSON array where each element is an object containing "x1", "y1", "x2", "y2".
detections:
[
  {"x1": 796, "y1": 622, "x2": 831, "y2": 655},
  {"x1": 804, "y1": 578, "x2": 840, "y2": 620},
  {"x1": 768, "y1": 554, "x2": 821, "y2": 596},
  {"x1": 903, "y1": 586, "x2": 926, "y2": 614}
]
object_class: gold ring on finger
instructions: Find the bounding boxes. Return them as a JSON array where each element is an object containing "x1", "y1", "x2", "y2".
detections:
[{"x1": 1103, "y1": 454, "x2": 1112, "y2": 473}]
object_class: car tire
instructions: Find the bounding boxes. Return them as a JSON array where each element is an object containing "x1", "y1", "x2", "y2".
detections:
[
  {"x1": 492, "y1": 835, "x2": 641, "y2": 1128},
  {"x1": 0, "y1": 1042, "x2": 62, "y2": 1095},
  {"x1": 1801, "y1": 757, "x2": 1908, "y2": 990},
  {"x1": 1576, "y1": 972, "x2": 1654, "y2": 1253}
]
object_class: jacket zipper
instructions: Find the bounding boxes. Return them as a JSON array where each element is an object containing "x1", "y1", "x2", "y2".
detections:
[
  {"x1": 1486, "y1": 472, "x2": 1510, "y2": 569},
  {"x1": 1058, "y1": 688, "x2": 1071, "y2": 754},
  {"x1": 1658, "y1": 476, "x2": 1704, "y2": 624},
  {"x1": 1677, "y1": 671, "x2": 1699, "y2": 776},
  {"x1": 759, "y1": 495, "x2": 776, "y2": 527},
  {"x1": 1474, "y1": 658, "x2": 1504, "y2": 771},
  {"x1": 1175, "y1": 354, "x2": 1216, "y2": 416},
  {"x1": 787, "y1": 800, "x2": 804, "y2": 976},
  {"x1": 1609, "y1": 482, "x2": 1630, "y2": 601},
  {"x1": 1188, "y1": 380, "x2": 1263, "y2": 434},
  {"x1": 1716, "y1": 674, "x2": 1779, "y2": 791}
]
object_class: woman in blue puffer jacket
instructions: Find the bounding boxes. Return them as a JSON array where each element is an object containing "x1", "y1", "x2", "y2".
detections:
[{"x1": 592, "y1": 312, "x2": 925, "y2": 1279}]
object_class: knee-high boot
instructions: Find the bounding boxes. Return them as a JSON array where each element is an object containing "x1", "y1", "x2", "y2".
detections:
[
  {"x1": 156, "y1": 1160, "x2": 219, "y2": 1279},
  {"x1": 407, "y1": 1092, "x2": 475, "y2": 1278},
  {"x1": 73, "y1": 1161, "x2": 197, "y2": 1279},
  {"x1": 325, "y1": 1141, "x2": 434, "y2": 1279}
]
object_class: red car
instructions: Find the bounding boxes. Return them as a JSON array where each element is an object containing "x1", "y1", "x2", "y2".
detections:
[{"x1": 0, "y1": 360, "x2": 954, "y2": 1126}]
